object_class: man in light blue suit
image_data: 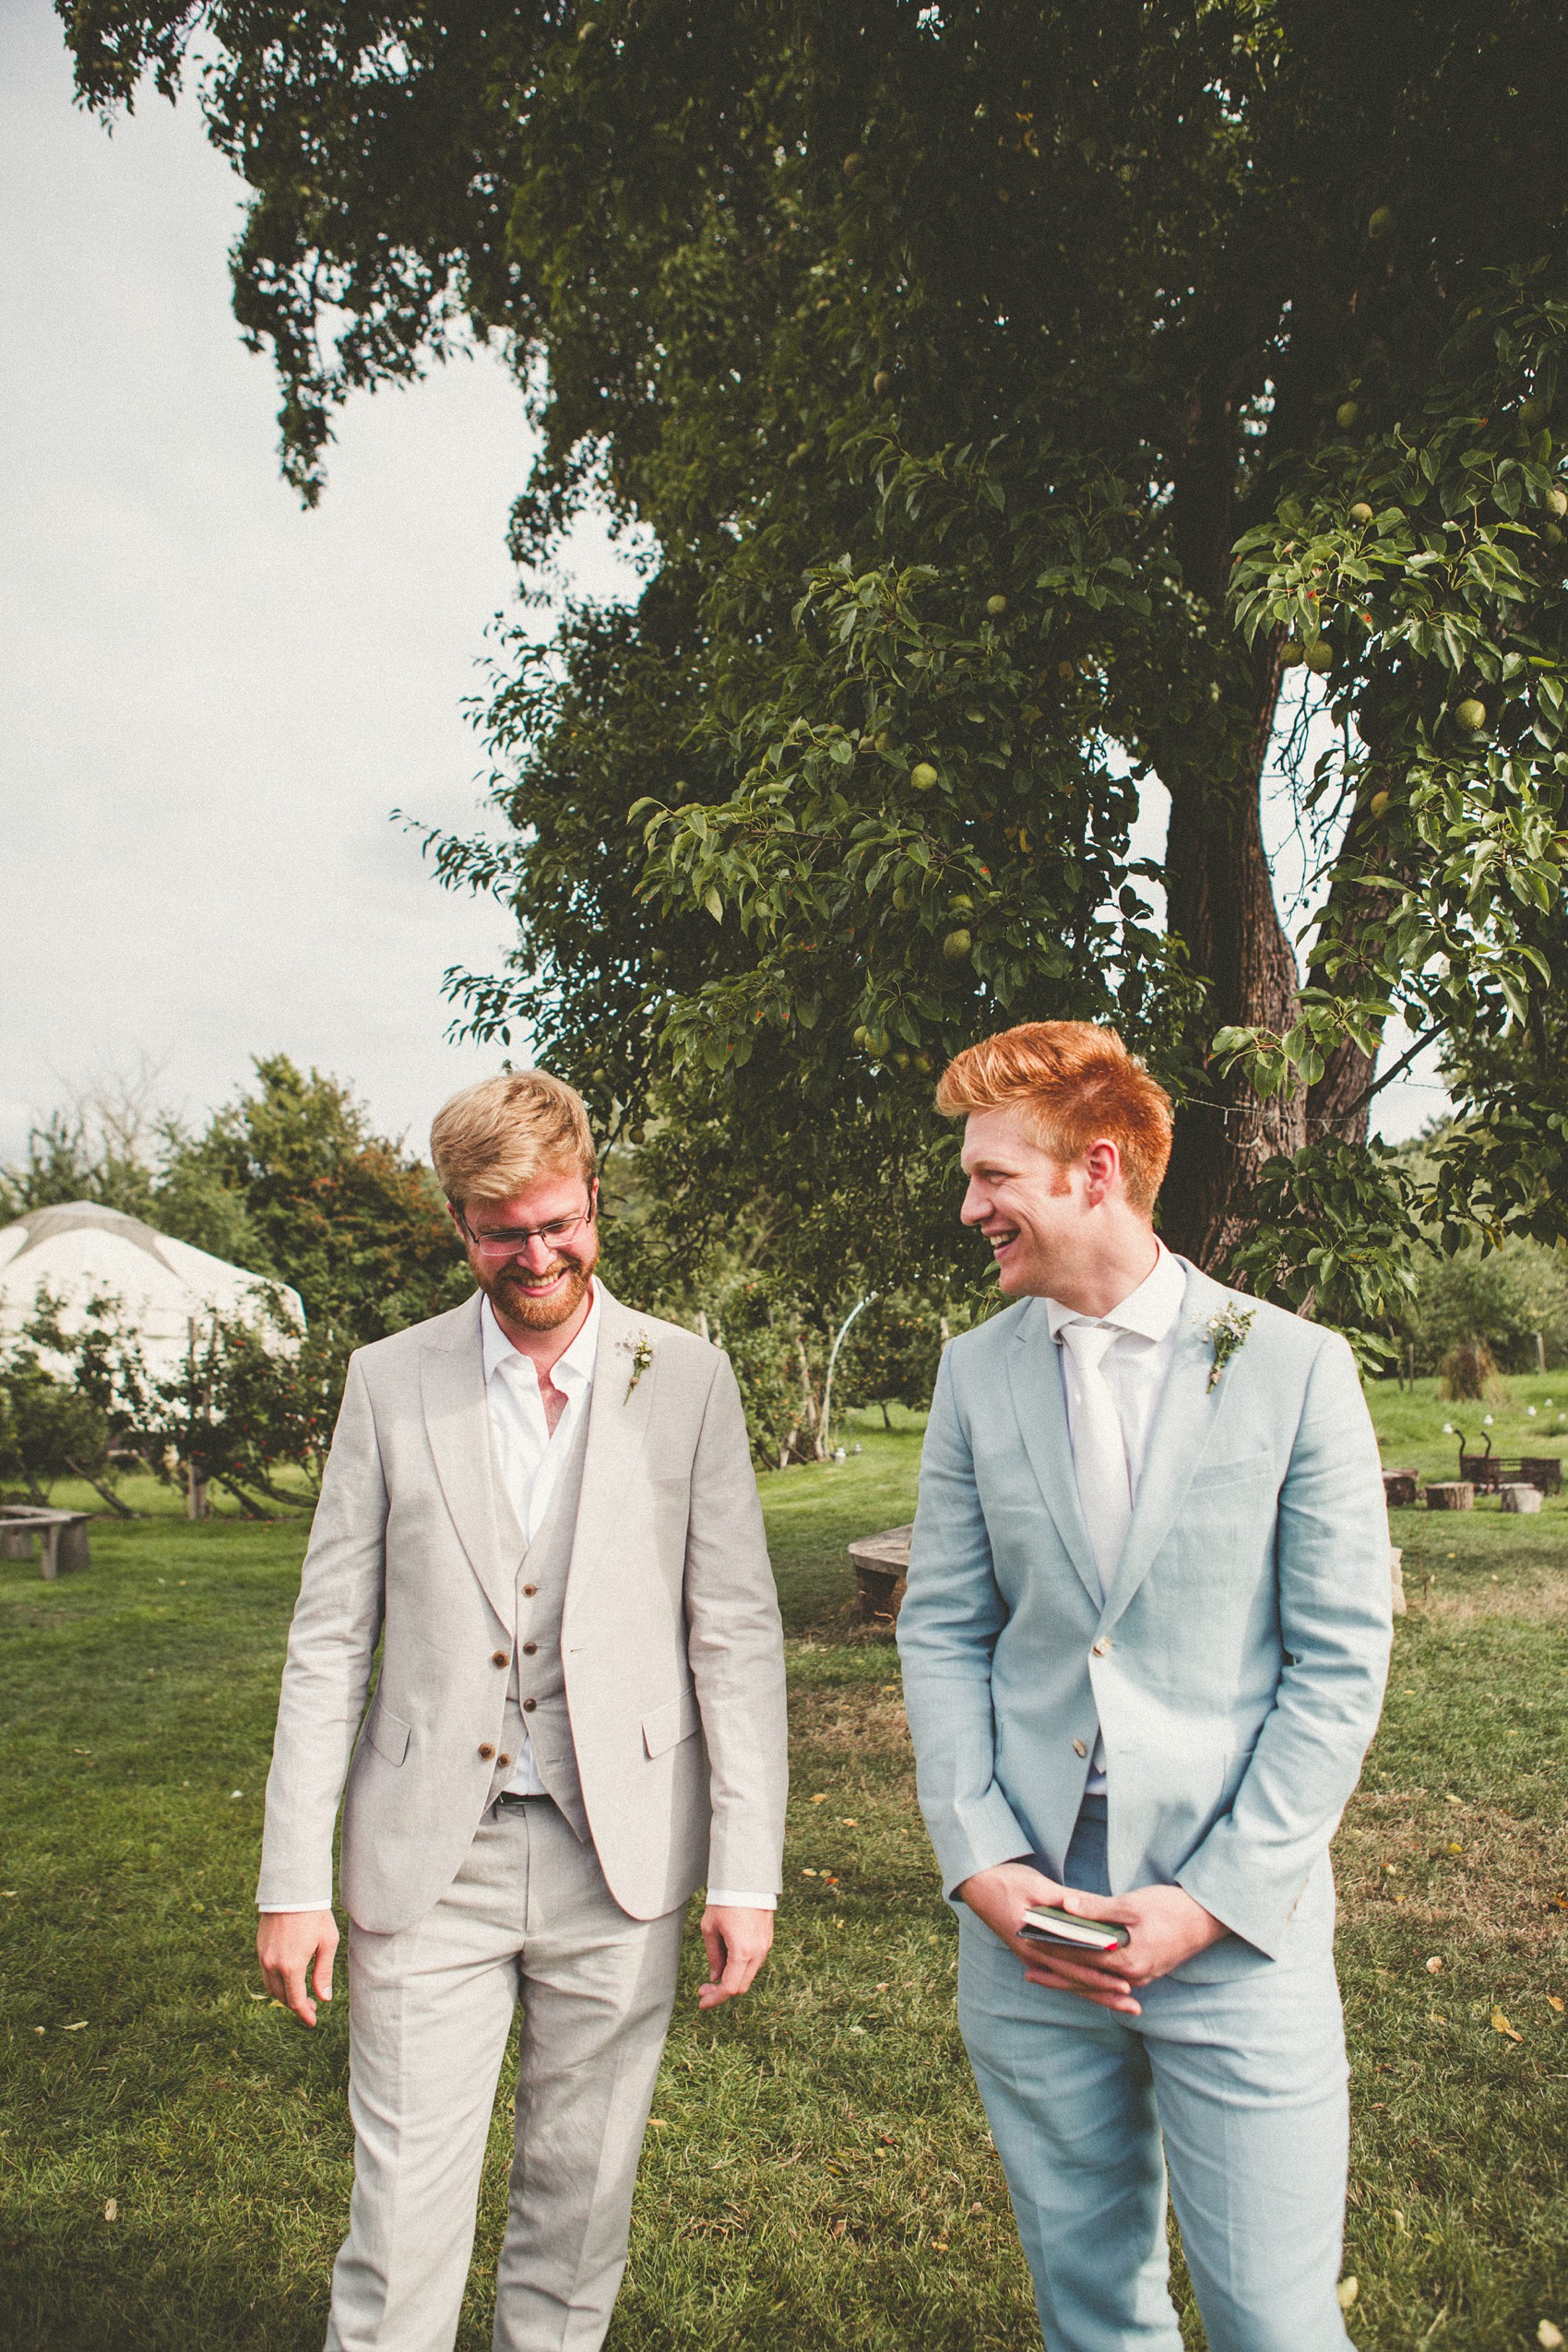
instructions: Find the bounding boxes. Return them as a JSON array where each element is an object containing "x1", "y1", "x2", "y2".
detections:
[{"x1": 897, "y1": 1021, "x2": 1392, "y2": 2352}]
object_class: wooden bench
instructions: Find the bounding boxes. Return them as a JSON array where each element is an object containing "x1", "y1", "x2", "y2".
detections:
[{"x1": 0, "y1": 1506, "x2": 92, "y2": 1580}]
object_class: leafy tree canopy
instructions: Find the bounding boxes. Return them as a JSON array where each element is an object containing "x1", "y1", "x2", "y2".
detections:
[{"x1": 59, "y1": 0, "x2": 1568, "y2": 1323}]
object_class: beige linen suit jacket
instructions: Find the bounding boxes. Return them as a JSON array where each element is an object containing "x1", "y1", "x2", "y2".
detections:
[{"x1": 257, "y1": 1286, "x2": 789, "y2": 1931}]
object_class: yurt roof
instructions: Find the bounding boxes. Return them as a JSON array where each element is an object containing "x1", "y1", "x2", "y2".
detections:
[{"x1": 0, "y1": 1202, "x2": 304, "y2": 1366}]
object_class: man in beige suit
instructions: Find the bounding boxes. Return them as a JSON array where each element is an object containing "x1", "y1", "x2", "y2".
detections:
[{"x1": 255, "y1": 1070, "x2": 789, "y2": 2352}]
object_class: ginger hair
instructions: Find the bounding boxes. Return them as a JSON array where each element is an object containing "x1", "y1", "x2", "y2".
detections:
[
  {"x1": 429, "y1": 1071, "x2": 597, "y2": 1206},
  {"x1": 934, "y1": 1022, "x2": 1174, "y2": 1213}
]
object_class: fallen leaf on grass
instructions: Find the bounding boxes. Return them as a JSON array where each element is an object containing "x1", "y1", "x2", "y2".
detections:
[
  {"x1": 247, "y1": 1991, "x2": 268, "y2": 2002},
  {"x1": 104, "y1": 2199, "x2": 117, "y2": 2222},
  {"x1": 810, "y1": 1795, "x2": 829, "y2": 1805},
  {"x1": 1550, "y1": 1896, "x2": 1568, "y2": 1914},
  {"x1": 802, "y1": 1870, "x2": 818, "y2": 1879},
  {"x1": 1336, "y1": 2276, "x2": 1359, "y2": 2310},
  {"x1": 830, "y1": 2218, "x2": 846, "y2": 2239},
  {"x1": 1491, "y1": 2007, "x2": 1524, "y2": 2043},
  {"x1": 647, "y1": 2117, "x2": 667, "y2": 2129},
  {"x1": 1548, "y1": 1996, "x2": 1564, "y2": 2014},
  {"x1": 932, "y1": 2238, "x2": 950, "y2": 2251},
  {"x1": 60, "y1": 2022, "x2": 89, "y2": 2032},
  {"x1": 839, "y1": 1818, "x2": 859, "y2": 1826},
  {"x1": 1426, "y1": 1956, "x2": 1443, "y2": 1974},
  {"x1": 2, "y1": 1891, "x2": 17, "y2": 1898},
  {"x1": 1538, "y1": 2323, "x2": 1564, "y2": 2350}
]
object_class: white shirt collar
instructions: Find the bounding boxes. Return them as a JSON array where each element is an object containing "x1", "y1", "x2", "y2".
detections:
[
  {"x1": 1043, "y1": 1239, "x2": 1186, "y2": 1345},
  {"x1": 480, "y1": 1280, "x2": 601, "y2": 1395}
]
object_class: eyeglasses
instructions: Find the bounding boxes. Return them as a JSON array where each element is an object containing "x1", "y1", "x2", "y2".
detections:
[{"x1": 457, "y1": 1196, "x2": 597, "y2": 1261}]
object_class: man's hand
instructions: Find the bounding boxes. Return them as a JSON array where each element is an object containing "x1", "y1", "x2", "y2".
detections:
[
  {"x1": 957, "y1": 1861, "x2": 1227, "y2": 2016},
  {"x1": 256, "y1": 1908, "x2": 339, "y2": 2027},
  {"x1": 697, "y1": 1905, "x2": 774, "y2": 2010}
]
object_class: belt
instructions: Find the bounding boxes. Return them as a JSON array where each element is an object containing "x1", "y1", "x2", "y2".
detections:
[{"x1": 495, "y1": 1789, "x2": 552, "y2": 1807}]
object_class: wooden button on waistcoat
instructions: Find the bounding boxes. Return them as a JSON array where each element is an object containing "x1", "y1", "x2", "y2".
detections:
[
  {"x1": 478, "y1": 1743, "x2": 495, "y2": 1760},
  {"x1": 1072, "y1": 1738, "x2": 1088, "y2": 1757},
  {"x1": 497, "y1": 1753, "x2": 512, "y2": 1768},
  {"x1": 522, "y1": 1583, "x2": 538, "y2": 1598},
  {"x1": 493, "y1": 1651, "x2": 509, "y2": 1667},
  {"x1": 523, "y1": 1698, "x2": 538, "y2": 1713},
  {"x1": 521, "y1": 1641, "x2": 538, "y2": 1657}
]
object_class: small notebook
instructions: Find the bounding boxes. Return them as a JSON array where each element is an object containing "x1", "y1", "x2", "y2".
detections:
[{"x1": 1018, "y1": 1905, "x2": 1130, "y2": 1954}]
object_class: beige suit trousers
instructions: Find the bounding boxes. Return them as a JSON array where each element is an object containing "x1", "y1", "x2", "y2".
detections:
[{"x1": 325, "y1": 1799, "x2": 683, "y2": 2352}]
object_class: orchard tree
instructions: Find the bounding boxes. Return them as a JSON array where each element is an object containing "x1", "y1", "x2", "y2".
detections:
[{"x1": 60, "y1": 0, "x2": 1568, "y2": 1320}]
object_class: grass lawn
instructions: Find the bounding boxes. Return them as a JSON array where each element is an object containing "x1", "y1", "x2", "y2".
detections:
[{"x1": 1, "y1": 1391, "x2": 1564, "y2": 2350}]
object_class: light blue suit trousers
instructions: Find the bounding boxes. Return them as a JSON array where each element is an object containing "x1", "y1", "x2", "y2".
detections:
[{"x1": 959, "y1": 1796, "x2": 1352, "y2": 2352}]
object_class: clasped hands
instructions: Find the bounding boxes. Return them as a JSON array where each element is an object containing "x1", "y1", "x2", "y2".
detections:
[
  {"x1": 958, "y1": 1859, "x2": 1226, "y2": 2015},
  {"x1": 258, "y1": 1903, "x2": 774, "y2": 2027}
]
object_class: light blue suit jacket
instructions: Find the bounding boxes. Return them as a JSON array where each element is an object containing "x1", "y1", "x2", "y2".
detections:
[{"x1": 897, "y1": 1260, "x2": 1392, "y2": 1981}]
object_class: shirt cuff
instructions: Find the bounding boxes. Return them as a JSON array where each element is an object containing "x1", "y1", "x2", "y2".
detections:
[
  {"x1": 706, "y1": 1888, "x2": 777, "y2": 1910},
  {"x1": 258, "y1": 1900, "x2": 333, "y2": 1913}
]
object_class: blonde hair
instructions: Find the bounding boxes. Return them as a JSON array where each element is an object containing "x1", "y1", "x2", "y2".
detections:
[
  {"x1": 429, "y1": 1071, "x2": 597, "y2": 1206},
  {"x1": 934, "y1": 1021, "x2": 1174, "y2": 1213}
]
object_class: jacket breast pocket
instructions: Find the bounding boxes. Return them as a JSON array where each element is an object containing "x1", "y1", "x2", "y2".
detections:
[
  {"x1": 1187, "y1": 1448, "x2": 1276, "y2": 1494},
  {"x1": 642, "y1": 1684, "x2": 700, "y2": 1759},
  {"x1": 366, "y1": 1704, "x2": 411, "y2": 1767}
]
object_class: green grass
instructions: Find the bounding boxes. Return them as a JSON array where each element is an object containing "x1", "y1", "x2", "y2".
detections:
[
  {"x1": 1370, "y1": 1367, "x2": 1568, "y2": 1489},
  {"x1": 1, "y1": 1404, "x2": 1564, "y2": 2349}
]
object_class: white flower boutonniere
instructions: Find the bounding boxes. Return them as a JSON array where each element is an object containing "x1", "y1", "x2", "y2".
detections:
[
  {"x1": 622, "y1": 1329, "x2": 655, "y2": 1403},
  {"x1": 1203, "y1": 1302, "x2": 1255, "y2": 1392}
]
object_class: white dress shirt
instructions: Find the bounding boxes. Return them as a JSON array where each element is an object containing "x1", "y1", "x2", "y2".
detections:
[
  {"x1": 262, "y1": 1281, "x2": 772, "y2": 1912},
  {"x1": 1045, "y1": 1241, "x2": 1187, "y2": 1791}
]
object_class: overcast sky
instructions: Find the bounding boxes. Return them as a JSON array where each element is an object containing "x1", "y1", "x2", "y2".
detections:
[{"x1": 1, "y1": 0, "x2": 1445, "y2": 1171}]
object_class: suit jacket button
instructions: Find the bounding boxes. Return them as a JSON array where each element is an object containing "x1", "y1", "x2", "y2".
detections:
[
  {"x1": 523, "y1": 1698, "x2": 538, "y2": 1713},
  {"x1": 497, "y1": 1753, "x2": 512, "y2": 1768},
  {"x1": 522, "y1": 1641, "x2": 538, "y2": 1657},
  {"x1": 493, "y1": 1651, "x2": 509, "y2": 1667},
  {"x1": 522, "y1": 1584, "x2": 539, "y2": 1598},
  {"x1": 1092, "y1": 1636, "x2": 1111, "y2": 1657},
  {"x1": 478, "y1": 1743, "x2": 495, "y2": 1760},
  {"x1": 1073, "y1": 1738, "x2": 1088, "y2": 1758}
]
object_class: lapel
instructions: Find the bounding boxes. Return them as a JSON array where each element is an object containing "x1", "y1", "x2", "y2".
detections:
[
  {"x1": 562, "y1": 1286, "x2": 659, "y2": 1619},
  {"x1": 419, "y1": 1290, "x2": 517, "y2": 1634},
  {"x1": 1005, "y1": 1298, "x2": 1103, "y2": 1609},
  {"x1": 1099, "y1": 1257, "x2": 1234, "y2": 1631}
]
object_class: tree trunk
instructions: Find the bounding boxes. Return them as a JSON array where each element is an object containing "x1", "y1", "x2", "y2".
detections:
[{"x1": 1159, "y1": 637, "x2": 1305, "y2": 1266}]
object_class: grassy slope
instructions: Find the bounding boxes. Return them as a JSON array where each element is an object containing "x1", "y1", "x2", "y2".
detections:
[{"x1": 0, "y1": 1394, "x2": 1563, "y2": 2351}]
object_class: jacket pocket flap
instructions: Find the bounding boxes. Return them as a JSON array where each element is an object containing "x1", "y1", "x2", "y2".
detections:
[
  {"x1": 642, "y1": 1684, "x2": 700, "y2": 1759},
  {"x1": 367, "y1": 1704, "x2": 411, "y2": 1767}
]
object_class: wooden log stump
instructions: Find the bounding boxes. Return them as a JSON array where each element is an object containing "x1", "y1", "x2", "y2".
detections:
[
  {"x1": 849, "y1": 1524, "x2": 913, "y2": 1628},
  {"x1": 1499, "y1": 1482, "x2": 1544, "y2": 1515},
  {"x1": 1382, "y1": 1469, "x2": 1419, "y2": 1509},
  {"x1": 1425, "y1": 1482, "x2": 1474, "y2": 1512}
]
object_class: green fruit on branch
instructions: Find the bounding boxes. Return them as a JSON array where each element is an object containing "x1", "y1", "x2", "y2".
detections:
[
  {"x1": 628, "y1": 1125, "x2": 647, "y2": 1145},
  {"x1": 910, "y1": 761, "x2": 939, "y2": 790},
  {"x1": 943, "y1": 928, "x2": 972, "y2": 961},
  {"x1": 1455, "y1": 696, "x2": 1488, "y2": 731},
  {"x1": 1279, "y1": 640, "x2": 1306, "y2": 668},
  {"x1": 650, "y1": 944, "x2": 667, "y2": 965},
  {"x1": 873, "y1": 369, "x2": 892, "y2": 397},
  {"x1": 1349, "y1": 501, "x2": 1374, "y2": 525},
  {"x1": 1545, "y1": 484, "x2": 1568, "y2": 519},
  {"x1": 948, "y1": 895, "x2": 974, "y2": 915},
  {"x1": 986, "y1": 593, "x2": 1009, "y2": 616},
  {"x1": 892, "y1": 885, "x2": 909, "y2": 910},
  {"x1": 1545, "y1": 522, "x2": 1565, "y2": 548},
  {"x1": 1367, "y1": 205, "x2": 1396, "y2": 240},
  {"x1": 1305, "y1": 642, "x2": 1334, "y2": 673},
  {"x1": 1520, "y1": 396, "x2": 1549, "y2": 431},
  {"x1": 852, "y1": 1024, "x2": 871, "y2": 1049},
  {"x1": 1370, "y1": 790, "x2": 1391, "y2": 818},
  {"x1": 842, "y1": 151, "x2": 865, "y2": 179},
  {"x1": 1336, "y1": 399, "x2": 1360, "y2": 430}
]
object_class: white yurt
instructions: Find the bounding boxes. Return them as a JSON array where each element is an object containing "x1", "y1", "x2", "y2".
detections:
[{"x1": 0, "y1": 1202, "x2": 305, "y2": 1381}]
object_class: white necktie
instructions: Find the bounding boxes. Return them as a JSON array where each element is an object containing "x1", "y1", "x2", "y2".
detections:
[{"x1": 1058, "y1": 1319, "x2": 1133, "y2": 1598}]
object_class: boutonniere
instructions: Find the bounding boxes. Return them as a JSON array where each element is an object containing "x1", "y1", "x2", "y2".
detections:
[
  {"x1": 1202, "y1": 1301, "x2": 1255, "y2": 1392},
  {"x1": 621, "y1": 1329, "x2": 655, "y2": 1402}
]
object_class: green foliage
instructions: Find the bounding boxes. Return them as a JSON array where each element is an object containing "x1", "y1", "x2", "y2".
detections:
[
  {"x1": 1222, "y1": 1138, "x2": 1423, "y2": 1370},
  {"x1": 836, "y1": 1297, "x2": 943, "y2": 1427},
  {"x1": 0, "y1": 1348, "x2": 110, "y2": 1504},
  {"x1": 57, "y1": 0, "x2": 1568, "y2": 1314}
]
